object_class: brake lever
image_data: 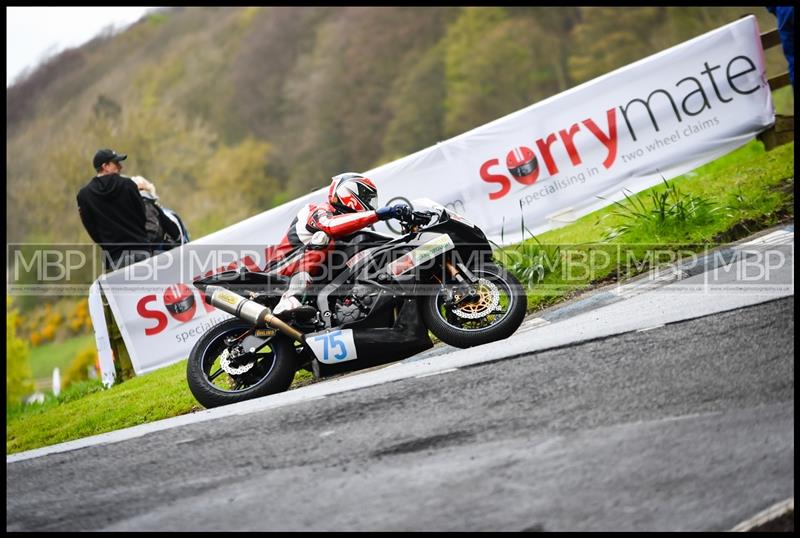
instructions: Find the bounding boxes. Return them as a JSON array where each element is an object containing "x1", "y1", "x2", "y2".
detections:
[
  {"x1": 400, "y1": 211, "x2": 434, "y2": 234},
  {"x1": 412, "y1": 211, "x2": 433, "y2": 224}
]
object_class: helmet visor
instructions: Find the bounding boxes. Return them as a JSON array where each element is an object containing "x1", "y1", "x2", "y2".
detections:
[
  {"x1": 510, "y1": 160, "x2": 537, "y2": 178},
  {"x1": 355, "y1": 182, "x2": 377, "y2": 210},
  {"x1": 168, "y1": 295, "x2": 195, "y2": 314}
]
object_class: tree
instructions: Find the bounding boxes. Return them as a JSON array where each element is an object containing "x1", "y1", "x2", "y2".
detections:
[
  {"x1": 524, "y1": 7, "x2": 582, "y2": 91},
  {"x1": 567, "y1": 7, "x2": 666, "y2": 84},
  {"x1": 443, "y1": 8, "x2": 560, "y2": 137},
  {"x1": 381, "y1": 43, "x2": 447, "y2": 162},
  {"x1": 194, "y1": 137, "x2": 278, "y2": 237}
]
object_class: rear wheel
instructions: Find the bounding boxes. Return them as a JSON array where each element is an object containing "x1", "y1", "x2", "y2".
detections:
[
  {"x1": 186, "y1": 319, "x2": 296, "y2": 408},
  {"x1": 422, "y1": 263, "x2": 526, "y2": 348}
]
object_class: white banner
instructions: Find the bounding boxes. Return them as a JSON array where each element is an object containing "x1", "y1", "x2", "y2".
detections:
[
  {"x1": 87, "y1": 281, "x2": 116, "y2": 387},
  {"x1": 95, "y1": 16, "x2": 774, "y2": 375}
]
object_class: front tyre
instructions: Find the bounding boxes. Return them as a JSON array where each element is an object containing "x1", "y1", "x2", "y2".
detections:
[
  {"x1": 186, "y1": 318, "x2": 297, "y2": 408},
  {"x1": 422, "y1": 263, "x2": 527, "y2": 348}
]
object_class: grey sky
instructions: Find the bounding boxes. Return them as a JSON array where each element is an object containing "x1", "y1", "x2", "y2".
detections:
[{"x1": 6, "y1": 6, "x2": 157, "y2": 87}]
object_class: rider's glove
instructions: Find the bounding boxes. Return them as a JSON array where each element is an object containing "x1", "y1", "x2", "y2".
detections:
[{"x1": 376, "y1": 204, "x2": 413, "y2": 221}]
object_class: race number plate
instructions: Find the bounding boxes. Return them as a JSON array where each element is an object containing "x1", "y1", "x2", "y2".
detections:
[{"x1": 306, "y1": 329, "x2": 358, "y2": 364}]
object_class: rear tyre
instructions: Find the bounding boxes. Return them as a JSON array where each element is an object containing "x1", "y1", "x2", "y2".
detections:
[{"x1": 186, "y1": 318, "x2": 296, "y2": 408}]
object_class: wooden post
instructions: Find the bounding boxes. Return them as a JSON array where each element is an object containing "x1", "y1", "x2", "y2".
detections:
[
  {"x1": 758, "y1": 115, "x2": 795, "y2": 151},
  {"x1": 102, "y1": 298, "x2": 136, "y2": 382},
  {"x1": 757, "y1": 28, "x2": 794, "y2": 151}
]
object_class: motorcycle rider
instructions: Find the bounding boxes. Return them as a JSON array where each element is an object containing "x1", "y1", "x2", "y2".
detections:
[{"x1": 267, "y1": 172, "x2": 412, "y2": 319}]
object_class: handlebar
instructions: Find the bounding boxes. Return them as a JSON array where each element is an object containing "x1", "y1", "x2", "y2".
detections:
[{"x1": 399, "y1": 210, "x2": 436, "y2": 233}]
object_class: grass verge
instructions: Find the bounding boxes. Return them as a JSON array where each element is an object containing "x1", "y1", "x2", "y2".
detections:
[
  {"x1": 27, "y1": 333, "x2": 96, "y2": 380},
  {"x1": 6, "y1": 139, "x2": 794, "y2": 455},
  {"x1": 6, "y1": 360, "x2": 316, "y2": 454},
  {"x1": 496, "y1": 140, "x2": 794, "y2": 311},
  {"x1": 7, "y1": 361, "x2": 198, "y2": 454}
]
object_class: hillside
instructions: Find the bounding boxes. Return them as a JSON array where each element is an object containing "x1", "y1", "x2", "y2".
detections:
[{"x1": 6, "y1": 7, "x2": 783, "y2": 245}]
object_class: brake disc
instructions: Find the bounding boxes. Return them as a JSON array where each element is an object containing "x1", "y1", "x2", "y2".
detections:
[
  {"x1": 452, "y1": 278, "x2": 500, "y2": 319},
  {"x1": 219, "y1": 348, "x2": 255, "y2": 375}
]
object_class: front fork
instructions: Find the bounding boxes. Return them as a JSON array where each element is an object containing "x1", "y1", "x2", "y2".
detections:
[{"x1": 443, "y1": 261, "x2": 481, "y2": 306}]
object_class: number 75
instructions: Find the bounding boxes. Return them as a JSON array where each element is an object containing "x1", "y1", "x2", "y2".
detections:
[{"x1": 313, "y1": 330, "x2": 348, "y2": 361}]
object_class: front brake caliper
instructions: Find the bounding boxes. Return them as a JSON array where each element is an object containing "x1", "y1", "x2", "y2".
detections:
[
  {"x1": 446, "y1": 283, "x2": 478, "y2": 306},
  {"x1": 451, "y1": 278, "x2": 500, "y2": 319}
]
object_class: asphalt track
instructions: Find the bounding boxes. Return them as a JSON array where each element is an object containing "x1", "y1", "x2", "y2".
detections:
[{"x1": 6, "y1": 228, "x2": 794, "y2": 531}]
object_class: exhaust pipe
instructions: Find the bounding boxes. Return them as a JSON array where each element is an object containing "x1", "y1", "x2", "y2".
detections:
[{"x1": 204, "y1": 285, "x2": 304, "y2": 342}]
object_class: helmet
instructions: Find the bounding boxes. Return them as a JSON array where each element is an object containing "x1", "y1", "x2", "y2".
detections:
[
  {"x1": 163, "y1": 283, "x2": 196, "y2": 323},
  {"x1": 328, "y1": 173, "x2": 378, "y2": 213},
  {"x1": 506, "y1": 146, "x2": 539, "y2": 184}
]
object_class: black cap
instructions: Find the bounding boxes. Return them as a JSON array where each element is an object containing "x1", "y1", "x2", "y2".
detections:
[{"x1": 93, "y1": 149, "x2": 127, "y2": 171}]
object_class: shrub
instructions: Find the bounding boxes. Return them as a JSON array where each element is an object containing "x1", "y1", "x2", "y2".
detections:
[
  {"x1": 68, "y1": 299, "x2": 92, "y2": 335},
  {"x1": 494, "y1": 237, "x2": 561, "y2": 290},
  {"x1": 598, "y1": 178, "x2": 721, "y2": 240},
  {"x1": 69, "y1": 317, "x2": 85, "y2": 333},
  {"x1": 62, "y1": 345, "x2": 99, "y2": 389},
  {"x1": 40, "y1": 324, "x2": 56, "y2": 342},
  {"x1": 492, "y1": 215, "x2": 562, "y2": 290},
  {"x1": 7, "y1": 297, "x2": 35, "y2": 405},
  {"x1": 29, "y1": 331, "x2": 42, "y2": 347}
]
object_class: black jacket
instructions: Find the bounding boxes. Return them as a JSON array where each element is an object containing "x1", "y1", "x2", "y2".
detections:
[{"x1": 77, "y1": 173, "x2": 149, "y2": 260}]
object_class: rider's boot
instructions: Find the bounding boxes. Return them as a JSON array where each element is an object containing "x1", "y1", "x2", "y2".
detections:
[{"x1": 274, "y1": 271, "x2": 317, "y2": 321}]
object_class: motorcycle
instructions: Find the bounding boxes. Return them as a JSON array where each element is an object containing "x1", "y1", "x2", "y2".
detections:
[{"x1": 186, "y1": 199, "x2": 527, "y2": 408}]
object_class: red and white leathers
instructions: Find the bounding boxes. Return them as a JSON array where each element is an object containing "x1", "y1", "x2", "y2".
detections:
[{"x1": 265, "y1": 200, "x2": 381, "y2": 315}]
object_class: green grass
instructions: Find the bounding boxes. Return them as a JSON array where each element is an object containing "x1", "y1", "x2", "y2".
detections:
[
  {"x1": 529, "y1": 140, "x2": 791, "y2": 245},
  {"x1": 6, "y1": 138, "x2": 794, "y2": 455},
  {"x1": 28, "y1": 333, "x2": 96, "y2": 380},
  {"x1": 7, "y1": 360, "x2": 199, "y2": 454},
  {"x1": 6, "y1": 379, "x2": 108, "y2": 423},
  {"x1": 6, "y1": 359, "x2": 316, "y2": 454}
]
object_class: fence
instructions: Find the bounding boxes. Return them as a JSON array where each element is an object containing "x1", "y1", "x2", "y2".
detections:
[{"x1": 758, "y1": 27, "x2": 794, "y2": 150}]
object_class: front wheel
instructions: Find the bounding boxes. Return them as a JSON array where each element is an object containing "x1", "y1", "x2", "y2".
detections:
[
  {"x1": 186, "y1": 318, "x2": 297, "y2": 408},
  {"x1": 422, "y1": 263, "x2": 527, "y2": 348}
]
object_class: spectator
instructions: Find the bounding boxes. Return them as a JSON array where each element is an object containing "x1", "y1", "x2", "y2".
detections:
[
  {"x1": 131, "y1": 176, "x2": 190, "y2": 252},
  {"x1": 161, "y1": 205, "x2": 191, "y2": 245},
  {"x1": 77, "y1": 149, "x2": 152, "y2": 271},
  {"x1": 767, "y1": 6, "x2": 794, "y2": 88}
]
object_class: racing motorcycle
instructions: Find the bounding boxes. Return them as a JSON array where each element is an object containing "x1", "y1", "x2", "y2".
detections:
[{"x1": 187, "y1": 199, "x2": 527, "y2": 408}]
